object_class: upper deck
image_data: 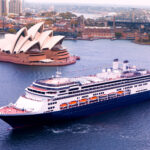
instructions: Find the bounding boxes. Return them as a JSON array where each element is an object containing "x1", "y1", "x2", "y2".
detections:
[{"x1": 26, "y1": 59, "x2": 150, "y2": 97}]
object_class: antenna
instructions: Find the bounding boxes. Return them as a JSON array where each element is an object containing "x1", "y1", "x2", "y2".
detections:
[{"x1": 56, "y1": 67, "x2": 62, "y2": 78}]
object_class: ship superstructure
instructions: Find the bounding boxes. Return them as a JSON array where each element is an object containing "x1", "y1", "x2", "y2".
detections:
[{"x1": 0, "y1": 59, "x2": 150, "y2": 128}]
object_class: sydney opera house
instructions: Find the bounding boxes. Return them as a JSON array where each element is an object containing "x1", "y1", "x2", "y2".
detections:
[{"x1": 0, "y1": 22, "x2": 79, "y2": 66}]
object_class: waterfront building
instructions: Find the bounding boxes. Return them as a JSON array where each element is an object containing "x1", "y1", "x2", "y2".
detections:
[
  {"x1": 0, "y1": 0, "x2": 2, "y2": 16},
  {"x1": 9, "y1": 0, "x2": 22, "y2": 15},
  {"x1": 82, "y1": 26, "x2": 115, "y2": 40},
  {"x1": 0, "y1": 0, "x2": 8, "y2": 16}
]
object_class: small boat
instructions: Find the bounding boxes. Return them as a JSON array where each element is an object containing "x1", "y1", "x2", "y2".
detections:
[
  {"x1": 60, "y1": 103, "x2": 68, "y2": 109},
  {"x1": 79, "y1": 99, "x2": 87, "y2": 103},
  {"x1": 89, "y1": 97, "x2": 98, "y2": 103},
  {"x1": 69, "y1": 101, "x2": 78, "y2": 108}
]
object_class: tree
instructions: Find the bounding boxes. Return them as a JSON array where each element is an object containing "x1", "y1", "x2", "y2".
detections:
[
  {"x1": 41, "y1": 11, "x2": 57, "y2": 17},
  {"x1": 25, "y1": 12, "x2": 33, "y2": 17},
  {"x1": 7, "y1": 28, "x2": 17, "y2": 34},
  {"x1": 115, "y1": 32, "x2": 122, "y2": 39},
  {"x1": 45, "y1": 19, "x2": 53, "y2": 26},
  {"x1": 59, "y1": 12, "x2": 77, "y2": 19},
  {"x1": 26, "y1": 23, "x2": 35, "y2": 29}
]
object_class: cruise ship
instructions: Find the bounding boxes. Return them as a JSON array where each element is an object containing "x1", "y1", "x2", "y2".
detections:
[{"x1": 0, "y1": 59, "x2": 150, "y2": 128}]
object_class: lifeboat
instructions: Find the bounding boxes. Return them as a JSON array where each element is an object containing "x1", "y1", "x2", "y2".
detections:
[
  {"x1": 90, "y1": 96, "x2": 98, "y2": 100},
  {"x1": 79, "y1": 99, "x2": 87, "y2": 103},
  {"x1": 79, "y1": 99, "x2": 87, "y2": 104},
  {"x1": 60, "y1": 103, "x2": 67, "y2": 109},
  {"x1": 117, "y1": 91, "x2": 124, "y2": 94},
  {"x1": 69, "y1": 101, "x2": 77, "y2": 105},
  {"x1": 117, "y1": 91, "x2": 124, "y2": 97},
  {"x1": 89, "y1": 96, "x2": 98, "y2": 103},
  {"x1": 69, "y1": 101, "x2": 78, "y2": 108}
]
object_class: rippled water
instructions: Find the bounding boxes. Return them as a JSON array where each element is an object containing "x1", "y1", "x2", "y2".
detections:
[{"x1": 1, "y1": 40, "x2": 150, "y2": 150}]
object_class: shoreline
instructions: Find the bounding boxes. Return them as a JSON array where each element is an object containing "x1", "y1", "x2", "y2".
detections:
[{"x1": 134, "y1": 40, "x2": 150, "y2": 45}]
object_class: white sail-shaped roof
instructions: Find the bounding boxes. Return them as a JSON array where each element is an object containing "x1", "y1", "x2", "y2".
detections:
[
  {"x1": 20, "y1": 40, "x2": 41, "y2": 53},
  {"x1": 0, "y1": 22, "x2": 66, "y2": 54},
  {"x1": 14, "y1": 35, "x2": 32, "y2": 54},
  {"x1": 38, "y1": 30, "x2": 53, "y2": 47},
  {"x1": 28, "y1": 22, "x2": 44, "y2": 40},
  {"x1": 0, "y1": 34, "x2": 16, "y2": 53},
  {"x1": 11, "y1": 27, "x2": 28, "y2": 53},
  {"x1": 42, "y1": 36, "x2": 65, "y2": 50},
  {"x1": 1, "y1": 27, "x2": 28, "y2": 54}
]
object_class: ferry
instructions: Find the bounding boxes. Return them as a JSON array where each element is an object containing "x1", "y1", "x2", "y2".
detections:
[{"x1": 0, "y1": 59, "x2": 150, "y2": 128}]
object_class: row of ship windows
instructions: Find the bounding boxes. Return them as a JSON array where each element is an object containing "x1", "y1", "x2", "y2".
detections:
[
  {"x1": 27, "y1": 88, "x2": 45, "y2": 94},
  {"x1": 54, "y1": 81, "x2": 147, "y2": 100},
  {"x1": 48, "y1": 106, "x2": 55, "y2": 109},
  {"x1": 77, "y1": 92, "x2": 105, "y2": 99},
  {"x1": 81, "y1": 77, "x2": 150, "y2": 89},
  {"x1": 123, "y1": 83, "x2": 147, "y2": 89},
  {"x1": 93, "y1": 92, "x2": 104, "y2": 96},
  {"x1": 48, "y1": 102, "x2": 57, "y2": 105},
  {"x1": 67, "y1": 81, "x2": 148, "y2": 95},
  {"x1": 35, "y1": 82, "x2": 78, "y2": 88},
  {"x1": 58, "y1": 81, "x2": 149, "y2": 96},
  {"x1": 54, "y1": 88, "x2": 131, "y2": 101},
  {"x1": 136, "y1": 89, "x2": 147, "y2": 93}
]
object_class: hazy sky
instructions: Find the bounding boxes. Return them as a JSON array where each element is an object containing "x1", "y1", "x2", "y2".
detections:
[{"x1": 26, "y1": 0, "x2": 150, "y2": 7}]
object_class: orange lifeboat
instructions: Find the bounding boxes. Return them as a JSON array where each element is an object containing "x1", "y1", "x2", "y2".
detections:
[
  {"x1": 69, "y1": 101, "x2": 77, "y2": 105},
  {"x1": 60, "y1": 103, "x2": 67, "y2": 108},
  {"x1": 90, "y1": 96, "x2": 98, "y2": 101},
  {"x1": 79, "y1": 99, "x2": 87, "y2": 103},
  {"x1": 117, "y1": 91, "x2": 124, "y2": 94}
]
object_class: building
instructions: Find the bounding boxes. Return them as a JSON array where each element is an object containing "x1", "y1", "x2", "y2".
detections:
[
  {"x1": 0, "y1": 0, "x2": 2, "y2": 16},
  {"x1": 9, "y1": 0, "x2": 22, "y2": 15},
  {"x1": 0, "y1": 0, "x2": 8, "y2": 16},
  {"x1": 82, "y1": 27, "x2": 115, "y2": 40},
  {"x1": 0, "y1": 22, "x2": 79, "y2": 66}
]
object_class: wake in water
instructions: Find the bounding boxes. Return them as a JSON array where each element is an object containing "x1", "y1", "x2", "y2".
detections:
[
  {"x1": 49, "y1": 123, "x2": 106, "y2": 134},
  {"x1": 50, "y1": 124, "x2": 91, "y2": 134}
]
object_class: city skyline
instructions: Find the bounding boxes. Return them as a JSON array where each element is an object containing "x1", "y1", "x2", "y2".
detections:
[{"x1": 25, "y1": 0, "x2": 150, "y2": 7}]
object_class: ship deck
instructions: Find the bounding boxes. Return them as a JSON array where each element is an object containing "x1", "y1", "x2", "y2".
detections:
[{"x1": 0, "y1": 106, "x2": 27, "y2": 115}]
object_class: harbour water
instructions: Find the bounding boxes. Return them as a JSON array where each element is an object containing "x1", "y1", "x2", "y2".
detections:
[{"x1": 0, "y1": 40, "x2": 150, "y2": 150}]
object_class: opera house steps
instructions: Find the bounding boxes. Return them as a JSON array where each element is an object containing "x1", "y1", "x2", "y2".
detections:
[{"x1": 0, "y1": 22, "x2": 79, "y2": 66}]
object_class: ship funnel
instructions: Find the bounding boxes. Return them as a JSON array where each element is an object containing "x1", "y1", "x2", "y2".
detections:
[
  {"x1": 113, "y1": 59, "x2": 119, "y2": 70},
  {"x1": 123, "y1": 60, "x2": 129, "y2": 71}
]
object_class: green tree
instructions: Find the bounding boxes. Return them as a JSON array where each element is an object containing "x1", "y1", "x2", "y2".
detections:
[
  {"x1": 41, "y1": 11, "x2": 57, "y2": 17},
  {"x1": 8, "y1": 28, "x2": 17, "y2": 34},
  {"x1": 115, "y1": 32, "x2": 122, "y2": 39},
  {"x1": 59, "y1": 12, "x2": 77, "y2": 19},
  {"x1": 45, "y1": 19, "x2": 53, "y2": 26},
  {"x1": 26, "y1": 23, "x2": 35, "y2": 29}
]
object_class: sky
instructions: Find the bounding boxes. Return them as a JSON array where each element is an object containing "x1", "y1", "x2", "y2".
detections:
[{"x1": 26, "y1": 0, "x2": 150, "y2": 7}]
